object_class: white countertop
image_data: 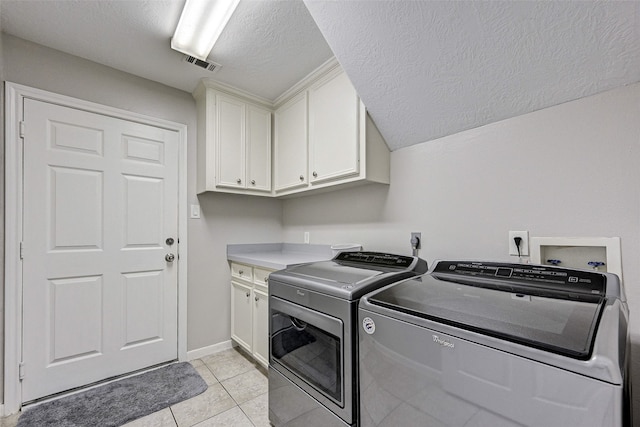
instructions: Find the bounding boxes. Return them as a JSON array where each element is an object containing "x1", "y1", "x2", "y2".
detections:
[{"x1": 227, "y1": 243, "x2": 334, "y2": 270}]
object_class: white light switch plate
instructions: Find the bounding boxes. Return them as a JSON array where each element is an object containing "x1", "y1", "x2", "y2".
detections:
[{"x1": 190, "y1": 204, "x2": 201, "y2": 219}]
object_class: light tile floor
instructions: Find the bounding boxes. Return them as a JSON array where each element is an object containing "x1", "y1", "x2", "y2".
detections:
[{"x1": 0, "y1": 348, "x2": 270, "y2": 427}]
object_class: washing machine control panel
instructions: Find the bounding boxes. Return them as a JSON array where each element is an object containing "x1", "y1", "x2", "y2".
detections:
[{"x1": 433, "y1": 261, "x2": 606, "y2": 296}]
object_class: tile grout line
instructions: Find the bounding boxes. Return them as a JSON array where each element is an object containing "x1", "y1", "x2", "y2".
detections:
[
  {"x1": 189, "y1": 353, "x2": 259, "y2": 426},
  {"x1": 195, "y1": 350, "x2": 268, "y2": 427}
]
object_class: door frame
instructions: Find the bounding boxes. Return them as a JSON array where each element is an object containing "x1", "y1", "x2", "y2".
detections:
[{"x1": 3, "y1": 82, "x2": 189, "y2": 414}]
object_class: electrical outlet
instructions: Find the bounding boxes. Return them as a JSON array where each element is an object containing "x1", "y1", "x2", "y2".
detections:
[
  {"x1": 304, "y1": 231, "x2": 310, "y2": 244},
  {"x1": 509, "y1": 231, "x2": 529, "y2": 256},
  {"x1": 410, "y1": 232, "x2": 421, "y2": 249}
]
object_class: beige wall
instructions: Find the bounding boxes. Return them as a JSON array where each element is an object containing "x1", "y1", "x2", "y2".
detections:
[{"x1": 282, "y1": 83, "x2": 640, "y2": 419}]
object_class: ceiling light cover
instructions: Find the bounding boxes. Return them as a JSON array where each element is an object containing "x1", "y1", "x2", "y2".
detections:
[{"x1": 171, "y1": 0, "x2": 240, "y2": 61}]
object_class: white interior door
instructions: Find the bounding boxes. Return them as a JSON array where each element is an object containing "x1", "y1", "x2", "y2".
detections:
[{"x1": 21, "y1": 98, "x2": 179, "y2": 402}]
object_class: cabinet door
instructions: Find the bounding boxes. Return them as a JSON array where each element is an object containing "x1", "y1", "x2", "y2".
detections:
[
  {"x1": 309, "y1": 70, "x2": 360, "y2": 184},
  {"x1": 231, "y1": 280, "x2": 252, "y2": 352},
  {"x1": 246, "y1": 105, "x2": 272, "y2": 192},
  {"x1": 252, "y1": 285, "x2": 269, "y2": 368},
  {"x1": 216, "y1": 94, "x2": 246, "y2": 189},
  {"x1": 274, "y1": 93, "x2": 308, "y2": 192}
]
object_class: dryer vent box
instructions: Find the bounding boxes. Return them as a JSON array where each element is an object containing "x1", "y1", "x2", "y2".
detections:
[{"x1": 531, "y1": 237, "x2": 622, "y2": 282}]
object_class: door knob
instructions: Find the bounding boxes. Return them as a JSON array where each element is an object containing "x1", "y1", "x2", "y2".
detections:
[{"x1": 165, "y1": 253, "x2": 175, "y2": 262}]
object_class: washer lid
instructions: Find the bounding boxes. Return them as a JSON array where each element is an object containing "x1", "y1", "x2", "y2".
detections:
[
  {"x1": 270, "y1": 252, "x2": 427, "y2": 300},
  {"x1": 367, "y1": 274, "x2": 605, "y2": 359}
]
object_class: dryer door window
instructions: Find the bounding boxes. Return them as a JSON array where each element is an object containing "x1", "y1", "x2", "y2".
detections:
[{"x1": 270, "y1": 296, "x2": 344, "y2": 405}]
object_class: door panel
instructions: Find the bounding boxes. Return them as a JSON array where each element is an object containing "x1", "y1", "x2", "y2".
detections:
[
  {"x1": 50, "y1": 167, "x2": 103, "y2": 250},
  {"x1": 231, "y1": 280, "x2": 253, "y2": 352},
  {"x1": 216, "y1": 94, "x2": 245, "y2": 188},
  {"x1": 253, "y1": 286, "x2": 269, "y2": 367},
  {"x1": 123, "y1": 175, "x2": 163, "y2": 246},
  {"x1": 274, "y1": 93, "x2": 308, "y2": 192},
  {"x1": 22, "y1": 98, "x2": 179, "y2": 402},
  {"x1": 309, "y1": 70, "x2": 360, "y2": 183},
  {"x1": 122, "y1": 270, "x2": 164, "y2": 347},
  {"x1": 49, "y1": 275, "x2": 103, "y2": 364},
  {"x1": 247, "y1": 105, "x2": 272, "y2": 192}
]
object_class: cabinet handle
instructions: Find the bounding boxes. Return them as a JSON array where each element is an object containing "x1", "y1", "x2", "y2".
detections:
[
  {"x1": 237, "y1": 178, "x2": 242, "y2": 184},
  {"x1": 299, "y1": 175, "x2": 304, "y2": 181},
  {"x1": 251, "y1": 180, "x2": 256, "y2": 185},
  {"x1": 255, "y1": 296, "x2": 259, "y2": 302},
  {"x1": 246, "y1": 292, "x2": 250, "y2": 298},
  {"x1": 239, "y1": 270, "x2": 244, "y2": 275},
  {"x1": 312, "y1": 171, "x2": 318, "y2": 178}
]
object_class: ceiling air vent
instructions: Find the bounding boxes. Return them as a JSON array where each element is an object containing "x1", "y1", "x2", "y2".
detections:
[{"x1": 183, "y1": 55, "x2": 221, "y2": 72}]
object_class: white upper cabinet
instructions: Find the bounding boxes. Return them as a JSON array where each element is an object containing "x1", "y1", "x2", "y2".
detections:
[
  {"x1": 216, "y1": 94, "x2": 245, "y2": 188},
  {"x1": 308, "y1": 68, "x2": 360, "y2": 184},
  {"x1": 194, "y1": 58, "x2": 389, "y2": 197},
  {"x1": 246, "y1": 105, "x2": 272, "y2": 192},
  {"x1": 274, "y1": 92, "x2": 308, "y2": 192},
  {"x1": 194, "y1": 82, "x2": 272, "y2": 195},
  {"x1": 273, "y1": 60, "x2": 390, "y2": 197}
]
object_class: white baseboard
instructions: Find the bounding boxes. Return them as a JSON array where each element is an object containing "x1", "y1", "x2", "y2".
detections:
[{"x1": 186, "y1": 340, "x2": 234, "y2": 361}]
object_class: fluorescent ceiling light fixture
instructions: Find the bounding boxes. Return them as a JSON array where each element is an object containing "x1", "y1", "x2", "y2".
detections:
[{"x1": 171, "y1": 0, "x2": 240, "y2": 61}]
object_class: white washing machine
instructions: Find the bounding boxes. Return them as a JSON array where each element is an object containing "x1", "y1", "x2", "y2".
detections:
[{"x1": 358, "y1": 261, "x2": 631, "y2": 427}]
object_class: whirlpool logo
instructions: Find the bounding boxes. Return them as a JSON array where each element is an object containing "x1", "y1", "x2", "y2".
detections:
[{"x1": 432, "y1": 334, "x2": 455, "y2": 349}]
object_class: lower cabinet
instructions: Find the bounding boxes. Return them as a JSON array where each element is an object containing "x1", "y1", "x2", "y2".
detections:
[
  {"x1": 251, "y1": 285, "x2": 269, "y2": 367},
  {"x1": 230, "y1": 262, "x2": 272, "y2": 368},
  {"x1": 230, "y1": 280, "x2": 253, "y2": 352}
]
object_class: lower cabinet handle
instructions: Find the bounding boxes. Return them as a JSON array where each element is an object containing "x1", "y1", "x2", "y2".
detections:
[
  {"x1": 255, "y1": 296, "x2": 259, "y2": 302},
  {"x1": 245, "y1": 292, "x2": 250, "y2": 298}
]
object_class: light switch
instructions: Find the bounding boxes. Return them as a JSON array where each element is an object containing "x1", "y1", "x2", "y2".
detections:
[{"x1": 190, "y1": 204, "x2": 201, "y2": 219}]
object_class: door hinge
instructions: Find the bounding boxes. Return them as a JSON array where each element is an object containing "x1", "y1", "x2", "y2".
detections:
[
  {"x1": 19, "y1": 362, "x2": 25, "y2": 380},
  {"x1": 20, "y1": 242, "x2": 24, "y2": 260},
  {"x1": 19, "y1": 121, "x2": 25, "y2": 139}
]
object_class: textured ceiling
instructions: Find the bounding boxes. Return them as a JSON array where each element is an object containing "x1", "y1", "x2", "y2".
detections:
[
  {"x1": 2, "y1": 1, "x2": 639, "y2": 151},
  {"x1": 304, "y1": 1, "x2": 640, "y2": 150},
  {"x1": 0, "y1": 0, "x2": 334, "y2": 100}
]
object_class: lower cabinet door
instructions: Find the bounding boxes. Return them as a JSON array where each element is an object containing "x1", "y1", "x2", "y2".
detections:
[
  {"x1": 252, "y1": 285, "x2": 269, "y2": 367},
  {"x1": 231, "y1": 280, "x2": 253, "y2": 352}
]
